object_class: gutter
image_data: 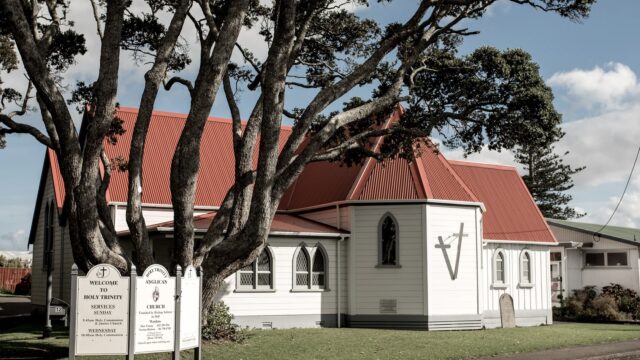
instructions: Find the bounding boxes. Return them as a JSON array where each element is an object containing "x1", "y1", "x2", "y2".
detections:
[
  {"x1": 283, "y1": 198, "x2": 486, "y2": 214},
  {"x1": 151, "y1": 227, "x2": 349, "y2": 239},
  {"x1": 483, "y1": 239, "x2": 559, "y2": 246}
]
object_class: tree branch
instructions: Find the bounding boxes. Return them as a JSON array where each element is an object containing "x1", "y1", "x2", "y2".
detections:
[
  {"x1": 223, "y1": 72, "x2": 242, "y2": 153},
  {"x1": 164, "y1": 76, "x2": 194, "y2": 94},
  {"x1": 90, "y1": 0, "x2": 104, "y2": 39}
]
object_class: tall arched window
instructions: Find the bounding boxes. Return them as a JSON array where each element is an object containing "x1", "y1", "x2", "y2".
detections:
[
  {"x1": 293, "y1": 244, "x2": 328, "y2": 290},
  {"x1": 236, "y1": 247, "x2": 274, "y2": 291},
  {"x1": 379, "y1": 214, "x2": 399, "y2": 266},
  {"x1": 295, "y1": 248, "x2": 310, "y2": 287},
  {"x1": 312, "y1": 248, "x2": 326, "y2": 289},
  {"x1": 493, "y1": 249, "x2": 506, "y2": 287},
  {"x1": 43, "y1": 200, "x2": 55, "y2": 271},
  {"x1": 520, "y1": 250, "x2": 533, "y2": 287}
]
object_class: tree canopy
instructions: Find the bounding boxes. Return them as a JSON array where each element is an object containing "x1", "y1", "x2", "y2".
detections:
[{"x1": 0, "y1": 0, "x2": 595, "y2": 310}]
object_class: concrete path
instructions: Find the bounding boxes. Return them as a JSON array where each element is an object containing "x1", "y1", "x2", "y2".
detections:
[
  {"x1": 0, "y1": 295, "x2": 32, "y2": 319},
  {"x1": 479, "y1": 340, "x2": 640, "y2": 360}
]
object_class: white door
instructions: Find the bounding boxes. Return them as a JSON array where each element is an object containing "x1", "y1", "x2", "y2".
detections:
[{"x1": 550, "y1": 256, "x2": 563, "y2": 306}]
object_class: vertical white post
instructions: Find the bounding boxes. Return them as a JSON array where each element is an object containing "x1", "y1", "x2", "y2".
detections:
[
  {"x1": 127, "y1": 265, "x2": 137, "y2": 360},
  {"x1": 68, "y1": 264, "x2": 78, "y2": 360},
  {"x1": 172, "y1": 265, "x2": 182, "y2": 360},
  {"x1": 195, "y1": 267, "x2": 202, "y2": 360}
]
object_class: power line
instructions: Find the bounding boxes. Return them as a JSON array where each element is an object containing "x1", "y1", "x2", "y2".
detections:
[{"x1": 593, "y1": 145, "x2": 640, "y2": 241}]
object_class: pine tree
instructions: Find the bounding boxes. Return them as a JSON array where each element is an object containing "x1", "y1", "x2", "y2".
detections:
[{"x1": 515, "y1": 142, "x2": 585, "y2": 220}]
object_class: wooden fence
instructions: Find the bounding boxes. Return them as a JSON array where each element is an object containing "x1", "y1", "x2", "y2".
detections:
[{"x1": 0, "y1": 267, "x2": 31, "y2": 293}]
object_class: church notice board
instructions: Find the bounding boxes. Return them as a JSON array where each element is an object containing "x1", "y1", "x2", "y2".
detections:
[
  {"x1": 72, "y1": 264, "x2": 129, "y2": 356},
  {"x1": 134, "y1": 264, "x2": 176, "y2": 354},
  {"x1": 69, "y1": 263, "x2": 202, "y2": 359},
  {"x1": 180, "y1": 265, "x2": 201, "y2": 350}
]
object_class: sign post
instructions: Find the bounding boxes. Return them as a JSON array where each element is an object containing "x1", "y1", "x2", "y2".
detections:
[
  {"x1": 173, "y1": 265, "x2": 182, "y2": 360},
  {"x1": 69, "y1": 263, "x2": 202, "y2": 359},
  {"x1": 127, "y1": 265, "x2": 137, "y2": 360}
]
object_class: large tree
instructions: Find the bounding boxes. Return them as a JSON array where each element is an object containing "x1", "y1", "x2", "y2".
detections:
[
  {"x1": 515, "y1": 138, "x2": 586, "y2": 220},
  {"x1": 0, "y1": 0, "x2": 595, "y2": 311}
]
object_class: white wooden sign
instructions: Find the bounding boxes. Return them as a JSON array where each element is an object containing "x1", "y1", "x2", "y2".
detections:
[
  {"x1": 134, "y1": 264, "x2": 176, "y2": 354},
  {"x1": 180, "y1": 265, "x2": 200, "y2": 350},
  {"x1": 74, "y1": 264, "x2": 129, "y2": 356}
]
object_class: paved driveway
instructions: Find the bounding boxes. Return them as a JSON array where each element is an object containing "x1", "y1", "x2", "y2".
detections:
[
  {"x1": 0, "y1": 296, "x2": 32, "y2": 319},
  {"x1": 480, "y1": 339, "x2": 640, "y2": 360}
]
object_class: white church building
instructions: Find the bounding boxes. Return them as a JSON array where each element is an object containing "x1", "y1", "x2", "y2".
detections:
[{"x1": 28, "y1": 107, "x2": 557, "y2": 330}]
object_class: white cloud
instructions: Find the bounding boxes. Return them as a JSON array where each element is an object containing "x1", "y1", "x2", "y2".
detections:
[
  {"x1": 546, "y1": 62, "x2": 640, "y2": 227},
  {"x1": 582, "y1": 177, "x2": 640, "y2": 228},
  {"x1": 557, "y1": 104, "x2": 640, "y2": 187},
  {"x1": 443, "y1": 145, "x2": 524, "y2": 174},
  {"x1": 0, "y1": 229, "x2": 27, "y2": 251},
  {"x1": 547, "y1": 63, "x2": 640, "y2": 110}
]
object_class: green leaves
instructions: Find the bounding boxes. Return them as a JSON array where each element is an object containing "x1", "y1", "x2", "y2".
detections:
[
  {"x1": 406, "y1": 46, "x2": 562, "y2": 155},
  {"x1": 47, "y1": 29, "x2": 87, "y2": 72}
]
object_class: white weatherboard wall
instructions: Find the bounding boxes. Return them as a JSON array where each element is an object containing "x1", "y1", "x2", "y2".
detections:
[
  {"x1": 480, "y1": 243, "x2": 551, "y2": 328},
  {"x1": 348, "y1": 205, "x2": 426, "y2": 328},
  {"x1": 31, "y1": 171, "x2": 74, "y2": 306},
  {"x1": 426, "y1": 204, "x2": 481, "y2": 329},
  {"x1": 550, "y1": 224, "x2": 640, "y2": 295},
  {"x1": 215, "y1": 237, "x2": 347, "y2": 329},
  {"x1": 566, "y1": 238, "x2": 639, "y2": 294}
]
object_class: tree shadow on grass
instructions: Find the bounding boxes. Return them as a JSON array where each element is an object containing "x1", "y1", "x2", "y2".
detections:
[
  {"x1": 0, "y1": 322, "x2": 69, "y2": 359},
  {"x1": 0, "y1": 339, "x2": 68, "y2": 360}
]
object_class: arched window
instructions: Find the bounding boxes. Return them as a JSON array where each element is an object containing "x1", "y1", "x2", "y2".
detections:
[
  {"x1": 312, "y1": 248, "x2": 326, "y2": 289},
  {"x1": 293, "y1": 244, "x2": 329, "y2": 290},
  {"x1": 236, "y1": 247, "x2": 274, "y2": 291},
  {"x1": 493, "y1": 249, "x2": 506, "y2": 287},
  {"x1": 520, "y1": 250, "x2": 533, "y2": 286},
  {"x1": 295, "y1": 247, "x2": 310, "y2": 287},
  {"x1": 43, "y1": 200, "x2": 55, "y2": 271},
  {"x1": 379, "y1": 214, "x2": 399, "y2": 266}
]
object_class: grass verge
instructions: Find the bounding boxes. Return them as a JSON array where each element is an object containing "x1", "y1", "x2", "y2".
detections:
[{"x1": 1, "y1": 321, "x2": 639, "y2": 360}]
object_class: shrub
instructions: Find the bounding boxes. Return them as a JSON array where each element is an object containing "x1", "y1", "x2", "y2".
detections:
[
  {"x1": 201, "y1": 301, "x2": 246, "y2": 343},
  {"x1": 563, "y1": 284, "x2": 640, "y2": 322},
  {"x1": 14, "y1": 273, "x2": 31, "y2": 295},
  {"x1": 602, "y1": 284, "x2": 640, "y2": 318},
  {"x1": 590, "y1": 295, "x2": 626, "y2": 321}
]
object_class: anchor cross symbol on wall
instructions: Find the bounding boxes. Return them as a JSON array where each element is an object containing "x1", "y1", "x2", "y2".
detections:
[{"x1": 435, "y1": 222, "x2": 468, "y2": 280}]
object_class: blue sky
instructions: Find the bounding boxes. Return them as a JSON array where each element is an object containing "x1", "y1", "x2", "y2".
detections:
[{"x1": 2, "y1": 0, "x2": 640, "y2": 250}]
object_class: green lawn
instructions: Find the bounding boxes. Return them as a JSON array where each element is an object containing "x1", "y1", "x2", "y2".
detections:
[{"x1": 1, "y1": 322, "x2": 640, "y2": 360}]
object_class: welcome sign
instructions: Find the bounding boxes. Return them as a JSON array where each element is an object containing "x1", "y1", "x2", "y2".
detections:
[
  {"x1": 72, "y1": 264, "x2": 129, "y2": 356},
  {"x1": 68, "y1": 263, "x2": 202, "y2": 360}
]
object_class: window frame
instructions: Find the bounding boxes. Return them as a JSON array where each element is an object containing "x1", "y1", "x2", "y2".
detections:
[
  {"x1": 519, "y1": 250, "x2": 534, "y2": 288},
  {"x1": 234, "y1": 246, "x2": 276, "y2": 293},
  {"x1": 492, "y1": 249, "x2": 507, "y2": 289},
  {"x1": 292, "y1": 243, "x2": 330, "y2": 292},
  {"x1": 377, "y1": 212, "x2": 401, "y2": 268},
  {"x1": 583, "y1": 250, "x2": 630, "y2": 268}
]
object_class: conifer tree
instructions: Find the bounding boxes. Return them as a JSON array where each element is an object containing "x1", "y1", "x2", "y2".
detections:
[{"x1": 515, "y1": 138, "x2": 585, "y2": 220}]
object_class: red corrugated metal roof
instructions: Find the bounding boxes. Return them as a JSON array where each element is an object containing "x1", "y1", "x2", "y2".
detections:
[
  {"x1": 449, "y1": 160, "x2": 557, "y2": 243},
  {"x1": 357, "y1": 158, "x2": 421, "y2": 200},
  {"x1": 418, "y1": 145, "x2": 478, "y2": 203},
  {"x1": 123, "y1": 211, "x2": 344, "y2": 235},
  {"x1": 44, "y1": 106, "x2": 555, "y2": 244},
  {"x1": 47, "y1": 107, "x2": 478, "y2": 210}
]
